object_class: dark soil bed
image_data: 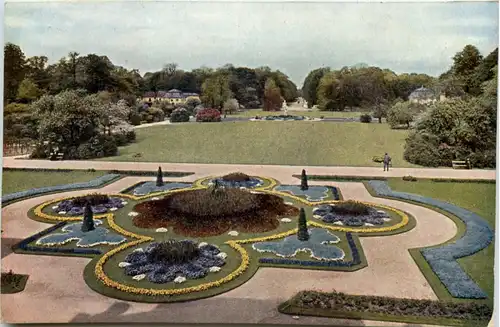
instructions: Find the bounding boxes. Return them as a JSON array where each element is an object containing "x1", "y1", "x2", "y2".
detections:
[
  {"x1": 133, "y1": 188, "x2": 298, "y2": 237},
  {"x1": 1, "y1": 271, "x2": 29, "y2": 294}
]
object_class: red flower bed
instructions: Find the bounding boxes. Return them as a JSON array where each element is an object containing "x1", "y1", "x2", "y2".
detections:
[{"x1": 196, "y1": 108, "x2": 221, "y2": 122}]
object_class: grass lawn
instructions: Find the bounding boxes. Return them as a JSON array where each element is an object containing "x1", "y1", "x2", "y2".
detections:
[
  {"x1": 100, "y1": 121, "x2": 417, "y2": 167},
  {"x1": 231, "y1": 109, "x2": 365, "y2": 118},
  {"x1": 2, "y1": 170, "x2": 107, "y2": 195},
  {"x1": 388, "y1": 179, "x2": 496, "y2": 302}
]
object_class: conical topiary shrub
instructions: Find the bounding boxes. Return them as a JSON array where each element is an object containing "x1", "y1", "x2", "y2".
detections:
[
  {"x1": 297, "y1": 208, "x2": 309, "y2": 241},
  {"x1": 156, "y1": 166, "x2": 164, "y2": 187},
  {"x1": 81, "y1": 202, "x2": 95, "y2": 232},
  {"x1": 300, "y1": 169, "x2": 309, "y2": 191}
]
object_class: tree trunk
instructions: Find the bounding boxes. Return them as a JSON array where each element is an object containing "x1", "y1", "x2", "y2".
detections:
[{"x1": 378, "y1": 117, "x2": 382, "y2": 123}]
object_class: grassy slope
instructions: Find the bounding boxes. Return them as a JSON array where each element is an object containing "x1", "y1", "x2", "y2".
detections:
[
  {"x1": 2, "y1": 170, "x2": 107, "y2": 195},
  {"x1": 388, "y1": 179, "x2": 496, "y2": 301},
  {"x1": 99, "y1": 121, "x2": 417, "y2": 167}
]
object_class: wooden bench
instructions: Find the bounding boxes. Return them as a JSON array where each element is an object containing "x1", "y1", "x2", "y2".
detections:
[{"x1": 452, "y1": 160, "x2": 471, "y2": 170}]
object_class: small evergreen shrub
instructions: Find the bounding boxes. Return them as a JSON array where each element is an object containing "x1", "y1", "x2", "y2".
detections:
[
  {"x1": 222, "y1": 172, "x2": 251, "y2": 182},
  {"x1": 300, "y1": 169, "x2": 309, "y2": 191},
  {"x1": 129, "y1": 112, "x2": 142, "y2": 126},
  {"x1": 297, "y1": 208, "x2": 309, "y2": 241},
  {"x1": 196, "y1": 108, "x2": 222, "y2": 122},
  {"x1": 170, "y1": 108, "x2": 190, "y2": 123},
  {"x1": 360, "y1": 114, "x2": 372, "y2": 123},
  {"x1": 81, "y1": 202, "x2": 95, "y2": 232},
  {"x1": 402, "y1": 175, "x2": 417, "y2": 182},
  {"x1": 156, "y1": 166, "x2": 164, "y2": 187}
]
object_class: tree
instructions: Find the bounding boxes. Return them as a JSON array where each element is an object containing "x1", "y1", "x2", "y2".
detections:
[
  {"x1": 16, "y1": 78, "x2": 41, "y2": 103},
  {"x1": 300, "y1": 169, "x2": 308, "y2": 191},
  {"x1": 386, "y1": 102, "x2": 414, "y2": 129},
  {"x1": 263, "y1": 78, "x2": 282, "y2": 111},
  {"x1": 81, "y1": 202, "x2": 95, "y2": 232},
  {"x1": 156, "y1": 166, "x2": 164, "y2": 187},
  {"x1": 4, "y1": 43, "x2": 26, "y2": 103},
  {"x1": 372, "y1": 101, "x2": 388, "y2": 123},
  {"x1": 201, "y1": 73, "x2": 232, "y2": 110},
  {"x1": 297, "y1": 208, "x2": 309, "y2": 241},
  {"x1": 302, "y1": 68, "x2": 330, "y2": 108},
  {"x1": 449, "y1": 45, "x2": 483, "y2": 94},
  {"x1": 25, "y1": 55, "x2": 50, "y2": 91},
  {"x1": 223, "y1": 98, "x2": 239, "y2": 114}
]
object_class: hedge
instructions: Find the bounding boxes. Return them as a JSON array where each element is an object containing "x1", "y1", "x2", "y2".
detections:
[
  {"x1": 259, "y1": 232, "x2": 360, "y2": 267},
  {"x1": 293, "y1": 174, "x2": 388, "y2": 182},
  {"x1": 367, "y1": 180, "x2": 493, "y2": 299},
  {"x1": 3, "y1": 167, "x2": 194, "y2": 177},
  {"x1": 13, "y1": 221, "x2": 102, "y2": 255},
  {"x1": 1, "y1": 174, "x2": 121, "y2": 204}
]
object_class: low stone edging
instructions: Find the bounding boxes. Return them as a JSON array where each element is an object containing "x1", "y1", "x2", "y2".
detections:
[{"x1": 367, "y1": 180, "x2": 494, "y2": 299}]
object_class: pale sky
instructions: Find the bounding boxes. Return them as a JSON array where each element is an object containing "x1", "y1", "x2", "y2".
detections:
[{"x1": 4, "y1": 1, "x2": 499, "y2": 86}]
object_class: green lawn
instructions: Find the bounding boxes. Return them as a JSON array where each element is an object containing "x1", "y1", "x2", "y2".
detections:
[
  {"x1": 2, "y1": 170, "x2": 107, "y2": 195},
  {"x1": 232, "y1": 109, "x2": 365, "y2": 118},
  {"x1": 101, "y1": 121, "x2": 417, "y2": 167},
  {"x1": 388, "y1": 179, "x2": 496, "y2": 301}
]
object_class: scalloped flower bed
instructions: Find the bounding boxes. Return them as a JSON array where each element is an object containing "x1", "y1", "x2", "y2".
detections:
[
  {"x1": 274, "y1": 185, "x2": 336, "y2": 202},
  {"x1": 262, "y1": 115, "x2": 310, "y2": 121},
  {"x1": 252, "y1": 228, "x2": 345, "y2": 260},
  {"x1": 36, "y1": 220, "x2": 127, "y2": 247},
  {"x1": 120, "y1": 241, "x2": 226, "y2": 283},
  {"x1": 313, "y1": 204, "x2": 390, "y2": 226},
  {"x1": 368, "y1": 180, "x2": 494, "y2": 299},
  {"x1": 209, "y1": 177, "x2": 264, "y2": 189},
  {"x1": 259, "y1": 232, "x2": 360, "y2": 267},
  {"x1": 53, "y1": 197, "x2": 126, "y2": 216},
  {"x1": 131, "y1": 182, "x2": 192, "y2": 196},
  {"x1": 1, "y1": 174, "x2": 121, "y2": 204}
]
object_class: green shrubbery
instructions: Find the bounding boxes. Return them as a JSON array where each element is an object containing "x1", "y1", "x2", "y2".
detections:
[
  {"x1": 170, "y1": 108, "x2": 191, "y2": 123},
  {"x1": 359, "y1": 114, "x2": 372, "y2": 123},
  {"x1": 331, "y1": 200, "x2": 370, "y2": 216}
]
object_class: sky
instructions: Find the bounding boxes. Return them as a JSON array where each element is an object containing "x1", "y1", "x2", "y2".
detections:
[{"x1": 4, "y1": 1, "x2": 499, "y2": 86}]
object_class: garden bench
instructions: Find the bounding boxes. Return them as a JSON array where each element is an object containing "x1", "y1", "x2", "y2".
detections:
[{"x1": 452, "y1": 160, "x2": 471, "y2": 170}]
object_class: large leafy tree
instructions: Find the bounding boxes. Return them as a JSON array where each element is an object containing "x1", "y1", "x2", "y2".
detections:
[
  {"x1": 302, "y1": 67, "x2": 330, "y2": 108},
  {"x1": 4, "y1": 43, "x2": 26, "y2": 103},
  {"x1": 16, "y1": 78, "x2": 42, "y2": 103},
  {"x1": 263, "y1": 78, "x2": 282, "y2": 111},
  {"x1": 201, "y1": 73, "x2": 232, "y2": 110}
]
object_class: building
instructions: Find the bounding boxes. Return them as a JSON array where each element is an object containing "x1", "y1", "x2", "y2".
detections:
[
  {"x1": 408, "y1": 86, "x2": 438, "y2": 105},
  {"x1": 142, "y1": 89, "x2": 200, "y2": 104}
]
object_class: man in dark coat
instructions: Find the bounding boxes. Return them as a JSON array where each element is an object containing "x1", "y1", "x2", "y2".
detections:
[{"x1": 383, "y1": 153, "x2": 391, "y2": 171}]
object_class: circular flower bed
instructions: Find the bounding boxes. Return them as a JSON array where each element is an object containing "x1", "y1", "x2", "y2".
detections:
[
  {"x1": 132, "y1": 188, "x2": 298, "y2": 237},
  {"x1": 120, "y1": 240, "x2": 226, "y2": 283},
  {"x1": 210, "y1": 173, "x2": 264, "y2": 189},
  {"x1": 262, "y1": 115, "x2": 309, "y2": 121},
  {"x1": 53, "y1": 194, "x2": 126, "y2": 215},
  {"x1": 313, "y1": 201, "x2": 391, "y2": 226}
]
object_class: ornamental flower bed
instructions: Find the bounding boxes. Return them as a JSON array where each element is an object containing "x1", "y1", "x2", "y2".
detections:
[
  {"x1": 36, "y1": 220, "x2": 127, "y2": 247},
  {"x1": 252, "y1": 228, "x2": 345, "y2": 260},
  {"x1": 368, "y1": 180, "x2": 494, "y2": 299},
  {"x1": 274, "y1": 185, "x2": 335, "y2": 202},
  {"x1": 196, "y1": 108, "x2": 221, "y2": 122},
  {"x1": 262, "y1": 115, "x2": 309, "y2": 121},
  {"x1": 210, "y1": 174, "x2": 264, "y2": 189},
  {"x1": 53, "y1": 195, "x2": 126, "y2": 216},
  {"x1": 130, "y1": 182, "x2": 192, "y2": 196},
  {"x1": 312, "y1": 202, "x2": 390, "y2": 226},
  {"x1": 120, "y1": 240, "x2": 226, "y2": 283}
]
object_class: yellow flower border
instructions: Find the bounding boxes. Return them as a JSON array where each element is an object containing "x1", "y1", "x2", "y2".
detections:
[{"x1": 29, "y1": 176, "x2": 409, "y2": 297}]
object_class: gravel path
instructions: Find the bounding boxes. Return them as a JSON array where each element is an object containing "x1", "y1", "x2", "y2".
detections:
[{"x1": 1, "y1": 174, "x2": 462, "y2": 325}]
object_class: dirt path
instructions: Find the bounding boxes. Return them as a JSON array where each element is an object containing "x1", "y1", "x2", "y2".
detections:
[
  {"x1": 3, "y1": 157, "x2": 496, "y2": 180},
  {"x1": 1, "y1": 175, "x2": 462, "y2": 325}
]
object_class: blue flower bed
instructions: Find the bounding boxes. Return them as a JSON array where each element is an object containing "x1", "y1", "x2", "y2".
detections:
[
  {"x1": 263, "y1": 115, "x2": 308, "y2": 121},
  {"x1": 368, "y1": 180, "x2": 494, "y2": 299},
  {"x1": 210, "y1": 177, "x2": 264, "y2": 189},
  {"x1": 274, "y1": 185, "x2": 334, "y2": 202},
  {"x1": 131, "y1": 182, "x2": 193, "y2": 196},
  {"x1": 259, "y1": 232, "x2": 360, "y2": 267},
  {"x1": 54, "y1": 197, "x2": 126, "y2": 215},
  {"x1": 13, "y1": 221, "x2": 102, "y2": 255},
  {"x1": 36, "y1": 220, "x2": 127, "y2": 247},
  {"x1": 122, "y1": 241, "x2": 226, "y2": 283},
  {"x1": 253, "y1": 228, "x2": 345, "y2": 260},
  {"x1": 313, "y1": 204, "x2": 390, "y2": 226},
  {"x1": 1, "y1": 174, "x2": 121, "y2": 204}
]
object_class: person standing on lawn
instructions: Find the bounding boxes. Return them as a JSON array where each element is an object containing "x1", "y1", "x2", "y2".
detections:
[{"x1": 383, "y1": 153, "x2": 391, "y2": 171}]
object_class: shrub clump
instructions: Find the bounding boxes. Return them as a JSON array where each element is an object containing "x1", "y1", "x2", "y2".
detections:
[
  {"x1": 222, "y1": 172, "x2": 251, "y2": 182},
  {"x1": 402, "y1": 175, "x2": 417, "y2": 182},
  {"x1": 196, "y1": 108, "x2": 221, "y2": 122},
  {"x1": 170, "y1": 108, "x2": 190, "y2": 123},
  {"x1": 133, "y1": 188, "x2": 298, "y2": 237},
  {"x1": 330, "y1": 200, "x2": 370, "y2": 216},
  {"x1": 359, "y1": 114, "x2": 372, "y2": 123},
  {"x1": 147, "y1": 240, "x2": 200, "y2": 264},
  {"x1": 72, "y1": 193, "x2": 110, "y2": 207}
]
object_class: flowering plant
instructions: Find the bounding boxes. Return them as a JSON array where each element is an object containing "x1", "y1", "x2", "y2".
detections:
[{"x1": 196, "y1": 108, "x2": 221, "y2": 122}]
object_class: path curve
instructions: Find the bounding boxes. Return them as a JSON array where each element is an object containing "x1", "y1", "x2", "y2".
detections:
[{"x1": 0, "y1": 177, "x2": 459, "y2": 325}]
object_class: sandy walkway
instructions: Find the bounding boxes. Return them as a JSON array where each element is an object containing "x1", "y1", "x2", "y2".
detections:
[{"x1": 0, "y1": 176, "x2": 468, "y2": 326}]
